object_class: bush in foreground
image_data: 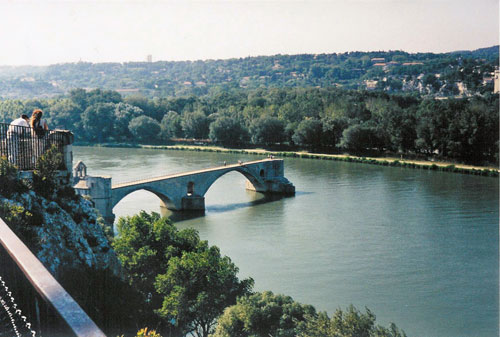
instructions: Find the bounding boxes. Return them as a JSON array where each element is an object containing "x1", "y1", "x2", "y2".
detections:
[{"x1": 214, "y1": 291, "x2": 407, "y2": 337}]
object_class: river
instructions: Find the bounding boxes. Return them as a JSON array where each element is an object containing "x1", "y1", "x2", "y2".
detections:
[{"x1": 73, "y1": 146, "x2": 499, "y2": 337}]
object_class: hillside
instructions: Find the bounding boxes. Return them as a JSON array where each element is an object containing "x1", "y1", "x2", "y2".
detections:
[{"x1": 0, "y1": 46, "x2": 497, "y2": 98}]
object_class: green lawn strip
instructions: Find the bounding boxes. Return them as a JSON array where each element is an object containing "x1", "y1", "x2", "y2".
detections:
[{"x1": 84, "y1": 143, "x2": 499, "y2": 177}]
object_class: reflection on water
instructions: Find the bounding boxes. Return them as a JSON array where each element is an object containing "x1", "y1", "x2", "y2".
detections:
[
  {"x1": 162, "y1": 193, "x2": 288, "y2": 221},
  {"x1": 74, "y1": 146, "x2": 499, "y2": 337},
  {"x1": 207, "y1": 193, "x2": 286, "y2": 212}
]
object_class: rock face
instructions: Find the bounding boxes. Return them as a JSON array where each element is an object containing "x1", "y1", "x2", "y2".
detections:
[{"x1": 0, "y1": 190, "x2": 121, "y2": 280}]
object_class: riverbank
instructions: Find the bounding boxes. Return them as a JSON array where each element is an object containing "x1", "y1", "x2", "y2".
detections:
[{"x1": 77, "y1": 142, "x2": 498, "y2": 177}]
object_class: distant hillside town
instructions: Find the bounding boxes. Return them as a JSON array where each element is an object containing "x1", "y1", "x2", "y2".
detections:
[{"x1": 0, "y1": 46, "x2": 498, "y2": 99}]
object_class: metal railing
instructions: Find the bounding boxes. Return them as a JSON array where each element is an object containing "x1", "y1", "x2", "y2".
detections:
[
  {"x1": 0, "y1": 123, "x2": 71, "y2": 171},
  {"x1": 0, "y1": 217, "x2": 106, "y2": 337}
]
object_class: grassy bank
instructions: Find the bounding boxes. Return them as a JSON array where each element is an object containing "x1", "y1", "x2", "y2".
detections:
[{"x1": 75, "y1": 142, "x2": 499, "y2": 177}]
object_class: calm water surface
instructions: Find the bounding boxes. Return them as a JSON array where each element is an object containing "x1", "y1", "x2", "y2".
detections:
[{"x1": 74, "y1": 146, "x2": 499, "y2": 337}]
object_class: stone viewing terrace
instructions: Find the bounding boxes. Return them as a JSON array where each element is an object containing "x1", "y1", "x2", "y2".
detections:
[{"x1": 0, "y1": 122, "x2": 73, "y2": 172}]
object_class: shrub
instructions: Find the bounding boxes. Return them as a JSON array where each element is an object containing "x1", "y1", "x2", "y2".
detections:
[
  {"x1": 136, "y1": 328, "x2": 162, "y2": 337},
  {"x1": 0, "y1": 156, "x2": 28, "y2": 197},
  {"x1": 33, "y1": 145, "x2": 64, "y2": 199}
]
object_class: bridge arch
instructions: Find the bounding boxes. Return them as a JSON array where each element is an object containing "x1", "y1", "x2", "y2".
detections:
[
  {"x1": 195, "y1": 166, "x2": 267, "y2": 197},
  {"x1": 112, "y1": 185, "x2": 177, "y2": 210}
]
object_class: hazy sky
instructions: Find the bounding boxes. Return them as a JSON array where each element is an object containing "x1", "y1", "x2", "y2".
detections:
[{"x1": 0, "y1": 0, "x2": 498, "y2": 66}]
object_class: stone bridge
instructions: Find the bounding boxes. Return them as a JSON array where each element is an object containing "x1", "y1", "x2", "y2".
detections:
[{"x1": 74, "y1": 158, "x2": 295, "y2": 224}]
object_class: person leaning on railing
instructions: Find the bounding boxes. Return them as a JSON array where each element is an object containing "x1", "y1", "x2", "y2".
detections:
[
  {"x1": 30, "y1": 109, "x2": 49, "y2": 163},
  {"x1": 7, "y1": 114, "x2": 30, "y2": 166}
]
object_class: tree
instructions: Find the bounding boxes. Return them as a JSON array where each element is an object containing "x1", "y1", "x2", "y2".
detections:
[
  {"x1": 113, "y1": 212, "x2": 202, "y2": 321},
  {"x1": 47, "y1": 98, "x2": 82, "y2": 131},
  {"x1": 70, "y1": 88, "x2": 122, "y2": 112},
  {"x1": 182, "y1": 110, "x2": 210, "y2": 139},
  {"x1": 213, "y1": 291, "x2": 315, "y2": 337},
  {"x1": 0, "y1": 156, "x2": 28, "y2": 198},
  {"x1": 113, "y1": 212, "x2": 253, "y2": 337},
  {"x1": 124, "y1": 94, "x2": 159, "y2": 120},
  {"x1": 160, "y1": 111, "x2": 183, "y2": 139},
  {"x1": 446, "y1": 98, "x2": 499, "y2": 163},
  {"x1": 128, "y1": 115, "x2": 161, "y2": 143},
  {"x1": 299, "y1": 305, "x2": 407, "y2": 337},
  {"x1": 0, "y1": 99, "x2": 25, "y2": 122},
  {"x1": 86, "y1": 88, "x2": 122, "y2": 107},
  {"x1": 292, "y1": 119, "x2": 323, "y2": 149},
  {"x1": 365, "y1": 98, "x2": 415, "y2": 152},
  {"x1": 415, "y1": 99, "x2": 452, "y2": 156},
  {"x1": 321, "y1": 116, "x2": 349, "y2": 149},
  {"x1": 155, "y1": 247, "x2": 254, "y2": 337},
  {"x1": 250, "y1": 116, "x2": 286, "y2": 145},
  {"x1": 209, "y1": 116, "x2": 248, "y2": 146},
  {"x1": 339, "y1": 122, "x2": 385, "y2": 152},
  {"x1": 81, "y1": 103, "x2": 115, "y2": 142},
  {"x1": 113, "y1": 103, "x2": 144, "y2": 141}
]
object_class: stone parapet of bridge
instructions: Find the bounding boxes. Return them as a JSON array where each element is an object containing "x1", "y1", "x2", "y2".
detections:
[{"x1": 74, "y1": 158, "x2": 295, "y2": 226}]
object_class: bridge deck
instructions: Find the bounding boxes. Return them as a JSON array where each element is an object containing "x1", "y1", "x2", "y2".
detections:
[{"x1": 112, "y1": 158, "x2": 277, "y2": 189}]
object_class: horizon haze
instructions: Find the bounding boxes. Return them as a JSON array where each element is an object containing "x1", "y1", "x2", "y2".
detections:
[{"x1": 0, "y1": 0, "x2": 498, "y2": 67}]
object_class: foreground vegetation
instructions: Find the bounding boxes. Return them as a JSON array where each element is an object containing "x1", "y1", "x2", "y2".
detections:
[
  {"x1": 112, "y1": 211, "x2": 407, "y2": 337},
  {"x1": 1, "y1": 87, "x2": 498, "y2": 166}
]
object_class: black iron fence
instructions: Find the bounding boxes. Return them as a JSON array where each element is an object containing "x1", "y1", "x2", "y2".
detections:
[{"x1": 0, "y1": 123, "x2": 71, "y2": 171}]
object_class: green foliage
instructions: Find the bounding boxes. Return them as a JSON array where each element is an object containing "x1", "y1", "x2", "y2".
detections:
[
  {"x1": 0, "y1": 156, "x2": 28, "y2": 197},
  {"x1": 128, "y1": 115, "x2": 161, "y2": 143},
  {"x1": 113, "y1": 212, "x2": 198, "y2": 305},
  {"x1": 300, "y1": 305, "x2": 407, "y2": 337},
  {"x1": 292, "y1": 119, "x2": 323, "y2": 149},
  {"x1": 215, "y1": 298, "x2": 407, "y2": 337},
  {"x1": 2, "y1": 78, "x2": 498, "y2": 164},
  {"x1": 209, "y1": 115, "x2": 248, "y2": 146},
  {"x1": 81, "y1": 103, "x2": 116, "y2": 142},
  {"x1": 321, "y1": 116, "x2": 349, "y2": 149},
  {"x1": 182, "y1": 110, "x2": 210, "y2": 139},
  {"x1": 155, "y1": 246, "x2": 254, "y2": 337},
  {"x1": 160, "y1": 110, "x2": 183, "y2": 139},
  {"x1": 114, "y1": 102, "x2": 144, "y2": 141},
  {"x1": 32, "y1": 144, "x2": 64, "y2": 199},
  {"x1": 113, "y1": 211, "x2": 253, "y2": 337},
  {"x1": 48, "y1": 98, "x2": 83, "y2": 130},
  {"x1": 135, "y1": 328, "x2": 162, "y2": 337},
  {"x1": 250, "y1": 116, "x2": 286, "y2": 145},
  {"x1": 0, "y1": 200, "x2": 42, "y2": 249},
  {"x1": 340, "y1": 122, "x2": 386, "y2": 153},
  {"x1": 213, "y1": 291, "x2": 315, "y2": 337}
]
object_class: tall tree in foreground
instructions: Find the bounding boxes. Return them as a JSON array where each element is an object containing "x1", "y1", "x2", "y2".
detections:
[
  {"x1": 155, "y1": 246, "x2": 254, "y2": 337},
  {"x1": 113, "y1": 211, "x2": 253, "y2": 337}
]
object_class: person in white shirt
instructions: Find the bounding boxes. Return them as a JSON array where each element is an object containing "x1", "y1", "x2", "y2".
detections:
[{"x1": 7, "y1": 114, "x2": 30, "y2": 166}]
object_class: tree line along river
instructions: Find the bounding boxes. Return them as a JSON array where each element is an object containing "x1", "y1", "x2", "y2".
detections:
[{"x1": 73, "y1": 146, "x2": 499, "y2": 337}]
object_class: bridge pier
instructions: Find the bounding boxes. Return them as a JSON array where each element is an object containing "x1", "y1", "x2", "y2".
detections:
[
  {"x1": 181, "y1": 195, "x2": 205, "y2": 211},
  {"x1": 245, "y1": 177, "x2": 295, "y2": 195}
]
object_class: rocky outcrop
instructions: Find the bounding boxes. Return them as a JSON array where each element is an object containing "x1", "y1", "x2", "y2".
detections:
[{"x1": 0, "y1": 190, "x2": 121, "y2": 280}]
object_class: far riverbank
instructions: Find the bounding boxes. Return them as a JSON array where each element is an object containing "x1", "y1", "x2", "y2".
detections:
[{"x1": 74, "y1": 142, "x2": 499, "y2": 177}]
